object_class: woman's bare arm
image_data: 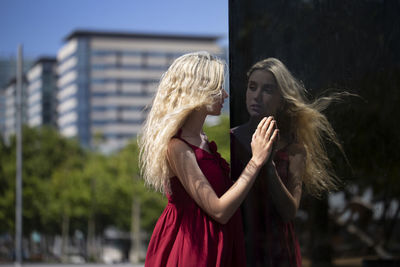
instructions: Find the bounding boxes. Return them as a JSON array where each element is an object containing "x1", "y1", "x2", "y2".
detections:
[
  {"x1": 167, "y1": 117, "x2": 278, "y2": 224},
  {"x1": 266, "y1": 144, "x2": 305, "y2": 222}
]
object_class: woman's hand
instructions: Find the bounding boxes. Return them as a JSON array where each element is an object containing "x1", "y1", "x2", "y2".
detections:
[{"x1": 250, "y1": 116, "x2": 279, "y2": 167}]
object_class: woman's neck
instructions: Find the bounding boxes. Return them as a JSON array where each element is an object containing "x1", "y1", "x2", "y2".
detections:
[
  {"x1": 248, "y1": 116, "x2": 262, "y2": 131},
  {"x1": 181, "y1": 109, "x2": 207, "y2": 138}
]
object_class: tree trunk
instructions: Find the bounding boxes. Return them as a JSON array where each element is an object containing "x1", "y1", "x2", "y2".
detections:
[
  {"x1": 87, "y1": 177, "x2": 96, "y2": 262},
  {"x1": 87, "y1": 215, "x2": 96, "y2": 262},
  {"x1": 129, "y1": 196, "x2": 141, "y2": 263},
  {"x1": 61, "y1": 211, "x2": 69, "y2": 263}
]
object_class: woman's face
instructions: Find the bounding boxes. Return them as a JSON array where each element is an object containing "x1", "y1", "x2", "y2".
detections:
[
  {"x1": 206, "y1": 88, "x2": 228, "y2": 116},
  {"x1": 246, "y1": 70, "x2": 282, "y2": 119}
]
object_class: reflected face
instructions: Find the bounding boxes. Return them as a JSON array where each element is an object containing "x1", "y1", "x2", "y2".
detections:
[
  {"x1": 246, "y1": 70, "x2": 282, "y2": 119},
  {"x1": 207, "y1": 88, "x2": 228, "y2": 116}
]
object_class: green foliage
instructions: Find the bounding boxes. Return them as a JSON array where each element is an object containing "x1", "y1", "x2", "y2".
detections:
[
  {"x1": 0, "y1": 126, "x2": 167, "y2": 238},
  {"x1": 204, "y1": 115, "x2": 230, "y2": 163},
  {"x1": 109, "y1": 141, "x2": 166, "y2": 232},
  {"x1": 0, "y1": 115, "x2": 229, "y2": 239},
  {"x1": 0, "y1": 139, "x2": 14, "y2": 233},
  {"x1": 139, "y1": 183, "x2": 167, "y2": 232},
  {"x1": 0, "y1": 126, "x2": 86, "y2": 234}
]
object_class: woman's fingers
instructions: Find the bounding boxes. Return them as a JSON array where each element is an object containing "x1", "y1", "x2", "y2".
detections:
[
  {"x1": 255, "y1": 117, "x2": 267, "y2": 137},
  {"x1": 251, "y1": 119, "x2": 280, "y2": 166},
  {"x1": 265, "y1": 119, "x2": 276, "y2": 140},
  {"x1": 252, "y1": 131, "x2": 256, "y2": 142},
  {"x1": 256, "y1": 116, "x2": 272, "y2": 137},
  {"x1": 270, "y1": 129, "x2": 279, "y2": 143},
  {"x1": 260, "y1": 116, "x2": 273, "y2": 136},
  {"x1": 254, "y1": 116, "x2": 278, "y2": 145}
]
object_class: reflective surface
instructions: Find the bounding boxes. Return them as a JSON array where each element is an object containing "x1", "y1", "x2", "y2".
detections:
[{"x1": 230, "y1": 0, "x2": 400, "y2": 265}]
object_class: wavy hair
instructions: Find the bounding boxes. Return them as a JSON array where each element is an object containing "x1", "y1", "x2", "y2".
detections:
[
  {"x1": 247, "y1": 58, "x2": 346, "y2": 197},
  {"x1": 139, "y1": 52, "x2": 225, "y2": 193}
]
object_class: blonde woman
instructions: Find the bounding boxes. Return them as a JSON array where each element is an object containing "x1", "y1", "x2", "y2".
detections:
[
  {"x1": 139, "y1": 52, "x2": 278, "y2": 266},
  {"x1": 231, "y1": 58, "x2": 345, "y2": 267}
]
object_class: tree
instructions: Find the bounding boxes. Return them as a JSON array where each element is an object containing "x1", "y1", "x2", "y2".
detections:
[{"x1": 0, "y1": 126, "x2": 86, "y2": 235}]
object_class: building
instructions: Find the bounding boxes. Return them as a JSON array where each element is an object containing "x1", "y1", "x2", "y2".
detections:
[
  {"x1": 0, "y1": 55, "x2": 34, "y2": 89},
  {"x1": 26, "y1": 57, "x2": 58, "y2": 128},
  {"x1": 3, "y1": 77, "x2": 28, "y2": 143},
  {"x1": 56, "y1": 30, "x2": 222, "y2": 152},
  {"x1": 0, "y1": 88, "x2": 5, "y2": 138},
  {"x1": 0, "y1": 56, "x2": 34, "y2": 139},
  {"x1": 1, "y1": 58, "x2": 58, "y2": 142}
]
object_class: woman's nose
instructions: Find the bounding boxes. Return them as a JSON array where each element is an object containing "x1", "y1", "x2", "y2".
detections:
[
  {"x1": 222, "y1": 89, "x2": 228, "y2": 99},
  {"x1": 253, "y1": 88, "x2": 262, "y2": 100}
]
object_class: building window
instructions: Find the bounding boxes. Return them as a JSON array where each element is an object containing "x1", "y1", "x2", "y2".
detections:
[
  {"x1": 116, "y1": 79, "x2": 123, "y2": 95},
  {"x1": 141, "y1": 52, "x2": 148, "y2": 68},
  {"x1": 117, "y1": 107, "x2": 124, "y2": 122},
  {"x1": 115, "y1": 51, "x2": 122, "y2": 68},
  {"x1": 141, "y1": 81, "x2": 148, "y2": 96}
]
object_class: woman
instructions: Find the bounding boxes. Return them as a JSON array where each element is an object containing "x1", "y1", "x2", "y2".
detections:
[
  {"x1": 231, "y1": 58, "x2": 345, "y2": 267},
  {"x1": 139, "y1": 52, "x2": 278, "y2": 266}
]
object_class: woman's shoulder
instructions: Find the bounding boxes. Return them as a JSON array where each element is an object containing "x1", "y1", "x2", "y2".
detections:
[
  {"x1": 286, "y1": 142, "x2": 306, "y2": 156},
  {"x1": 167, "y1": 137, "x2": 193, "y2": 155},
  {"x1": 284, "y1": 142, "x2": 307, "y2": 170},
  {"x1": 231, "y1": 123, "x2": 248, "y2": 136},
  {"x1": 230, "y1": 124, "x2": 252, "y2": 153},
  {"x1": 231, "y1": 123, "x2": 253, "y2": 144}
]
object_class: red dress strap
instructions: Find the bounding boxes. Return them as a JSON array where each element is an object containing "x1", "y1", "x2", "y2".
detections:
[{"x1": 172, "y1": 129, "x2": 198, "y2": 151}]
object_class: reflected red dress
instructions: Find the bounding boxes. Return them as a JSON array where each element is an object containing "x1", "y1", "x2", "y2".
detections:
[
  {"x1": 145, "y1": 135, "x2": 246, "y2": 267},
  {"x1": 231, "y1": 131, "x2": 302, "y2": 267}
]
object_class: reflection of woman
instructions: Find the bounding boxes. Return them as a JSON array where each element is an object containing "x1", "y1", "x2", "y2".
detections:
[
  {"x1": 231, "y1": 58, "x2": 344, "y2": 267},
  {"x1": 139, "y1": 52, "x2": 278, "y2": 267}
]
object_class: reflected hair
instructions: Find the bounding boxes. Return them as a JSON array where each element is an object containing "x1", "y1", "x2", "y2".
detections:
[
  {"x1": 139, "y1": 51, "x2": 225, "y2": 193},
  {"x1": 248, "y1": 58, "x2": 346, "y2": 197}
]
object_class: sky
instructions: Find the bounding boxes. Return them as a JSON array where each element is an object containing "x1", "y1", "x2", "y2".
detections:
[{"x1": 0, "y1": 0, "x2": 228, "y2": 59}]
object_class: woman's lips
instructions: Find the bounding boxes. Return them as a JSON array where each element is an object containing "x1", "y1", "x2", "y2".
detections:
[{"x1": 249, "y1": 104, "x2": 262, "y2": 112}]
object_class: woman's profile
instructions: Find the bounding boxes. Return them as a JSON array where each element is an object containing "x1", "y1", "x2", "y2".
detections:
[
  {"x1": 231, "y1": 58, "x2": 346, "y2": 267},
  {"x1": 139, "y1": 52, "x2": 278, "y2": 266}
]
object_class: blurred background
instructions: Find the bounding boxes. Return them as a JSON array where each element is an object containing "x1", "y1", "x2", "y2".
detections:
[
  {"x1": 0, "y1": 0, "x2": 228, "y2": 265},
  {"x1": 1, "y1": 0, "x2": 399, "y2": 266}
]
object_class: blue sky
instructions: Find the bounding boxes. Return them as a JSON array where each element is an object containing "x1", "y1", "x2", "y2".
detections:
[{"x1": 0, "y1": 0, "x2": 228, "y2": 58}]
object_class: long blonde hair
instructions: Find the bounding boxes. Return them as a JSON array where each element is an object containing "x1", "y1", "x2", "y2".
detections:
[
  {"x1": 139, "y1": 52, "x2": 225, "y2": 193},
  {"x1": 248, "y1": 58, "x2": 345, "y2": 197}
]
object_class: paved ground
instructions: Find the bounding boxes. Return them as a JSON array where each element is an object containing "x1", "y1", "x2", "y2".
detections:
[{"x1": 0, "y1": 264, "x2": 144, "y2": 267}]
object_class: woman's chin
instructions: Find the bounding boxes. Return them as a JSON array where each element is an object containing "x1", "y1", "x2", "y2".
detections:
[
  {"x1": 207, "y1": 110, "x2": 222, "y2": 116},
  {"x1": 248, "y1": 109, "x2": 274, "y2": 119},
  {"x1": 249, "y1": 113, "x2": 267, "y2": 120}
]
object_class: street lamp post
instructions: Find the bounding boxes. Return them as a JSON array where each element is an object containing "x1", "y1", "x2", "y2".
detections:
[{"x1": 15, "y1": 44, "x2": 23, "y2": 266}]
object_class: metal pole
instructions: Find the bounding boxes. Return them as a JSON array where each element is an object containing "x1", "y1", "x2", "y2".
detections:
[{"x1": 15, "y1": 44, "x2": 23, "y2": 266}]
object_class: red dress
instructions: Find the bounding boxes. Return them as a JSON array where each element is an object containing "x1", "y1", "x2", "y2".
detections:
[
  {"x1": 231, "y1": 131, "x2": 302, "y2": 267},
  {"x1": 145, "y1": 135, "x2": 246, "y2": 267}
]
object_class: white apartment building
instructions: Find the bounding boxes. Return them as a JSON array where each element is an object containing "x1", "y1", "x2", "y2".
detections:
[
  {"x1": 1, "y1": 58, "x2": 57, "y2": 142},
  {"x1": 26, "y1": 57, "x2": 58, "y2": 128},
  {"x1": 57, "y1": 30, "x2": 223, "y2": 152},
  {"x1": 3, "y1": 78, "x2": 27, "y2": 142},
  {"x1": 0, "y1": 57, "x2": 34, "y2": 140}
]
